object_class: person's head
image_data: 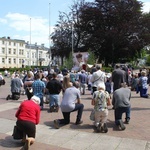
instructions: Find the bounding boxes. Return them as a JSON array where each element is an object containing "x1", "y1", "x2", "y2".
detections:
[
  {"x1": 31, "y1": 95, "x2": 41, "y2": 105},
  {"x1": 97, "y1": 83, "x2": 105, "y2": 91},
  {"x1": 120, "y1": 82, "x2": 127, "y2": 88},
  {"x1": 96, "y1": 65, "x2": 101, "y2": 70},
  {"x1": 141, "y1": 70, "x2": 146, "y2": 76},
  {"x1": 52, "y1": 72, "x2": 57, "y2": 78},
  {"x1": 63, "y1": 75, "x2": 72, "y2": 89},
  {"x1": 15, "y1": 74, "x2": 20, "y2": 78},
  {"x1": 27, "y1": 71, "x2": 33, "y2": 78},
  {"x1": 73, "y1": 81, "x2": 80, "y2": 89},
  {"x1": 81, "y1": 69, "x2": 85, "y2": 73}
]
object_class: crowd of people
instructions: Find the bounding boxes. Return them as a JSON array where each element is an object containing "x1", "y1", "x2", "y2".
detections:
[{"x1": 2, "y1": 64, "x2": 150, "y2": 150}]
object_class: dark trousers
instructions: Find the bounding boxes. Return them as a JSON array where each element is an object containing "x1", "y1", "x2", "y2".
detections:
[
  {"x1": 115, "y1": 107, "x2": 131, "y2": 125},
  {"x1": 59, "y1": 103, "x2": 84, "y2": 124},
  {"x1": 92, "y1": 87, "x2": 97, "y2": 95},
  {"x1": 12, "y1": 92, "x2": 20, "y2": 100},
  {"x1": 140, "y1": 88, "x2": 148, "y2": 98}
]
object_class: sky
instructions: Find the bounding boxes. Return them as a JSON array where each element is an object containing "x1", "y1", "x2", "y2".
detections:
[{"x1": 0, "y1": 0, "x2": 149, "y2": 48}]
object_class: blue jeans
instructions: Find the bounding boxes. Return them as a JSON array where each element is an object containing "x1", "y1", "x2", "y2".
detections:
[
  {"x1": 49, "y1": 94, "x2": 59, "y2": 107},
  {"x1": 115, "y1": 107, "x2": 131, "y2": 125},
  {"x1": 59, "y1": 103, "x2": 84, "y2": 124},
  {"x1": 140, "y1": 88, "x2": 148, "y2": 98}
]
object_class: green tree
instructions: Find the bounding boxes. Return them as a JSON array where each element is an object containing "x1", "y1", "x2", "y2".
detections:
[
  {"x1": 87, "y1": 49, "x2": 97, "y2": 64},
  {"x1": 63, "y1": 53, "x2": 74, "y2": 70}
]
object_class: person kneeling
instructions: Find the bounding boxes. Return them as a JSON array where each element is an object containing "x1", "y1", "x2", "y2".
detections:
[
  {"x1": 15, "y1": 95, "x2": 41, "y2": 150},
  {"x1": 54, "y1": 81, "x2": 84, "y2": 129},
  {"x1": 112, "y1": 82, "x2": 131, "y2": 130},
  {"x1": 91, "y1": 83, "x2": 111, "y2": 133}
]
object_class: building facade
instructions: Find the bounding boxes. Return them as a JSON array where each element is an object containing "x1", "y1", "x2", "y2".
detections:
[{"x1": 0, "y1": 37, "x2": 50, "y2": 68}]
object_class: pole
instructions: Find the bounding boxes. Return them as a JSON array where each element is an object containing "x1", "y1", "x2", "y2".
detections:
[
  {"x1": 30, "y1": 18, "x2": 31, "y2": 66},
  {"x1": 49, "y1": 2, "x2": 51, "y2": 67},
  {"x1": 72, "y1": 22, "x2": 74, "y2": 56},
  {"x1": 30, "y1": 18, "x2": 31, "y2": 45}
]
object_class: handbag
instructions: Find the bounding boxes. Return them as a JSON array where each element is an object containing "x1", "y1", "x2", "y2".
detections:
[
  {"x1": 89, "y1": 109, "x2": 95, "y2": 121},
  {"x1": 12, "y1": 125, "x2": 23, "y2": 140}
]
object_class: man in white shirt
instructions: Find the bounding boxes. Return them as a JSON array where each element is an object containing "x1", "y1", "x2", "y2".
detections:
[{"x1": 91, "y1": 65, "x2": 106, "y2": 94}]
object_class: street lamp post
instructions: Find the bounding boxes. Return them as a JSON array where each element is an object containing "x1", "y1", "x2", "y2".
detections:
[{"x1": 72, "y1": 22, "x2": 74, "y2": 56}]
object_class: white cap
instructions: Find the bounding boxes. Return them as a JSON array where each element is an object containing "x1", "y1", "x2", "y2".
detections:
[{"x1": 31, "y1": 95, "x2": 41, "y2": 104}]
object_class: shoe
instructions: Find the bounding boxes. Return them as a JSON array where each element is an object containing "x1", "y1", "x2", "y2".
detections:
[
  {"x1": 125, "y1": 118, "x2": 130, "y2": 124},
  {"x1": 97, "y1": 123, "x2": 102, "y2": 132},
  {"x1": 75, "y1": 120, "x2": 83, "y2": 125},
  {"x1": 22, "y1": 139, "x2": 30, "y2": 150},
  {"x1": 47, "y1": 106, "x2": 54, "y2": 113},
  {"x1": 54, "y1": 120, "x2": 60, "y2": 129},
  {"x1": 6, "y1": 95, "x2": 9, "y2": 100},
  {"x1": 119, "y1": 120, "x2": 126, "y2": 130},
  {"x1": 55, "y1": 106, "x2": 59, "y2": 112},
  {"x1": 103, "y1": 123, "x2": 108, "y2": 133}
]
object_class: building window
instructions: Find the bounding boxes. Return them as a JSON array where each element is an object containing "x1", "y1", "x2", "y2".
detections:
[
  {"x1": 2, "y1": 41, "x2": 5, "y2": 45},
  {"x1": 2, "y1": 48, "x2": 5, "y2": 54},
  {"x1": 8, "y1": 48, "x2": 11, "y2": 54},
  {"x1": 19, "y1": 59, "x2": 22, "y2": 64},
  {"x1": 22, "y1": 49, "x2": 24, "y2": 55},
  {"x1": 13, "y1": 58, "x2": 16, "y2": 64},
  {"x1": 9, "y1": 41, "x2": 11, "y2": 45},
  {"x1": 19, "y1": 49, "x2": 21, "y2": 55},
  {"x1": 13, "y1": 49, "x2": 16, "y2": 54},
  {"x1": 27, "y1": 52, "x2": 29, "y2": 58},
  {"x1": 2, "y1": 58, "x2": 5, "y2": 63},
  {"x1": 20, "y1": 43, "x2": 23, "y2": 47},
  {"x1": 8, "y1": 58, "x2": 11, "y2": 64},
  {"x1": 39, "y1": 52, "x2": 42, "y2": 58},
  {"x1": 14, "y1": 42, "x2": 16, "y2": 46},
  {"x1": 32, "y1": 52, "x2": 34, "y2": 58}
]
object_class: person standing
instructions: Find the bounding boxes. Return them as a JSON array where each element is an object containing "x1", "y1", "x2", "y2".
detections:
[
  {"x1": 79, "y1": 70, "x2": 87, "y2": 95},
  {"x1": 32, "y1": 73, "x2": 46, "y2": 110},
  {"x1": 53, "y1": 81, "x2": 84, "y2": 129},
  {"x1": 138, "y1": 70, "x2": 149, "y2": 98},
  {"x1": 91, "y1": 65, "x2": 106, "y2": 94},
  {"x1": 46, "y1": 72, "x2": 63, "y2": 112},
  {"x1": 112, "y1": 82, "x2": 131, "y2": 130},
  {"x1": 15, "y1": 95, "x2": 41, "y2": 150},
  {"x1": 112, "y1": 65, "x2": 127, "y2": 92}
]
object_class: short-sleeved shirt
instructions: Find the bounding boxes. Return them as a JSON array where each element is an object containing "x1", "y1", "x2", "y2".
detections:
[
  {"x1": 61, "y1": 86, "x2": 81, "y2": 112},
  {"x1": 93, "y1": 90, "x2": 110, "y2": 111},
  {"x1": 46, "y1": 79, "x2": 62, "y2": 94},
  {"x1": 32, "y1": 79, "x2": 45, "y2": 98}
]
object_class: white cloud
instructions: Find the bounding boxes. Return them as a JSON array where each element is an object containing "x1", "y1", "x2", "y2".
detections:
[
  {"x1": 0, "y1": 18, "x2": 7, "y2": 24},
  {"x1": 5, "y1": 12, "x2": 54, "y2": 47}
]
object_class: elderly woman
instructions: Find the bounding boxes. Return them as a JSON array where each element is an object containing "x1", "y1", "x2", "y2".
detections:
[
  {"x1": 91, "y1": 83, "x2": 111, "y2": 133},
  {"x1": 139, "y1": 70, "x2": 149, "y2": 98},
  {"x1": 15, "y1": 95, "x2": 41, "y2": 150}
]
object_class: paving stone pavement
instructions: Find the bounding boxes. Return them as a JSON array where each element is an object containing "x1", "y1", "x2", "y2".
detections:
[{"x1": 0, "y1": 77, "x2": 150, "y2": 150}]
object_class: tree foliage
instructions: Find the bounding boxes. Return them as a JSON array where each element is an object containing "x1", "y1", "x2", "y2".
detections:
[{"x1": 51, "y1": 0, "x2": 150, "y2": 66}]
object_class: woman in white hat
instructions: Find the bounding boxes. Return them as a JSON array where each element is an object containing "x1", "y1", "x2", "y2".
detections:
[
  {"x1": 15, "y1": 95, "x2": 41, "y2": 150},
  {"x1": 91, "y1": 83, "x2": 111, "y2": 133}
]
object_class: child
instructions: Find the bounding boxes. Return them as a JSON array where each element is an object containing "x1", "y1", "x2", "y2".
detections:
[{"x1": 91, "y1": 83, "x2": 111, "y2": 133}]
